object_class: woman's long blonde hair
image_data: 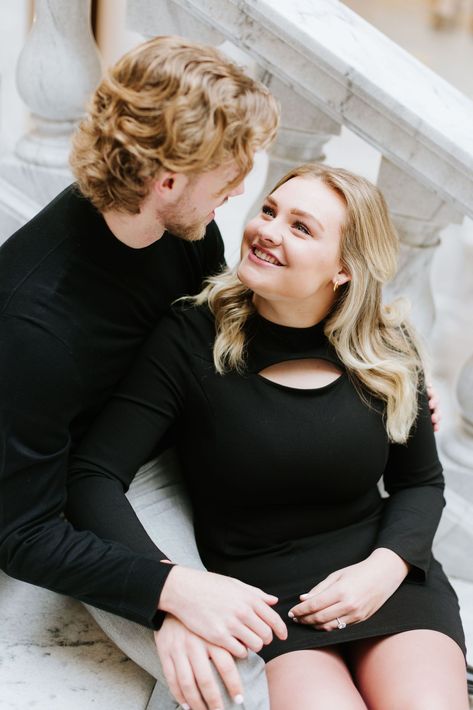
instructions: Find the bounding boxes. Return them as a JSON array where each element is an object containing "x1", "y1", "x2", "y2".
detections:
[{"x1": 193, "y1": 163, "x2": 424, "y2": 444}]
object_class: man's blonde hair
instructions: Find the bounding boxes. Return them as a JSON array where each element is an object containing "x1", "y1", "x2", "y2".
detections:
[{"x1": 70, "y1": 36, "x2": 280, "y2": 213}]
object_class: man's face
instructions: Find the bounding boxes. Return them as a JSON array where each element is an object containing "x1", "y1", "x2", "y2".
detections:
[{"x1": 161, "y1": 161, "x2": 245, "y2": 241}]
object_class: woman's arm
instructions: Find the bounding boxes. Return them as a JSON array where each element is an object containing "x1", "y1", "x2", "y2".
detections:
[
  {"x1": 374, "y1": 385, "x2": 445, "y2": 579},
  {"x1": 288, "y1": 385, "x2": 444, "y2": 629},
  {"x1": 67, "y1": 309, "x2": 287, "y2": 651}
]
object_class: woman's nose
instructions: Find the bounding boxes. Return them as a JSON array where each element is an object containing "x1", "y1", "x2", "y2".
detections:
[{"x1": 258, "y1": 223, "x2": 282, "y2": 245}]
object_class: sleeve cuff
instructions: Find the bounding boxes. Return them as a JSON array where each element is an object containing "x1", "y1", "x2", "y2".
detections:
[{"x1": 121, "y1": 557, "x2": 177, "y2": 629}]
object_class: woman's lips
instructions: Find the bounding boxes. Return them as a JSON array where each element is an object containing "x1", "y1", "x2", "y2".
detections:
[{"x1": 250, "y1": 246, "x2": 284, "y2": 267}]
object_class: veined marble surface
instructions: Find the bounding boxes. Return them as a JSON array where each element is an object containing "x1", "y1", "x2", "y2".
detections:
[
  {"x1": 159, "y1": 0, "x2": 473, "y2": 216},
  {"x1": 0, "y1": 572, "x2": 154, "y2": 710}
]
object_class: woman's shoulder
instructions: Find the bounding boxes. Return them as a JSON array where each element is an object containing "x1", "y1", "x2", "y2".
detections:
[{"x1": 169, "y1": 300, "x2": 215, "y2": 335}]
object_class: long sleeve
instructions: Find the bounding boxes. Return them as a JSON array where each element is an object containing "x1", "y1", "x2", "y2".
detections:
[
  {"x1": 375, "y1": 387, "x2": 445, "y2": 580},
  {"x1": 0, "y1": 316, "x2": 175, "y2": 628},
  {"x1": 66, "y1": 310, "x2": 191, "y2": 618}
]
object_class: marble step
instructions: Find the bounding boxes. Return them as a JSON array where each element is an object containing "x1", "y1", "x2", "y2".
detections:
[{"x1": 0, "y1": 571, "x2": 472, "y2": 709}]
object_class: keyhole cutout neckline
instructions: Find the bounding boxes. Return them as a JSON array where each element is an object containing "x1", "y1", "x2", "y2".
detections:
[
  {"x1": 245, "y1": 311, "x2": 346, "y2": 392},
  {"x1": 257, "y1": 358, "x2": 344, "y2": 391}
]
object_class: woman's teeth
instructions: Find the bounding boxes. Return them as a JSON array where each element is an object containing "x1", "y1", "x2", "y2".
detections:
[{"x1": 253, "y1": 247, "x2": 282, "y2": 266}]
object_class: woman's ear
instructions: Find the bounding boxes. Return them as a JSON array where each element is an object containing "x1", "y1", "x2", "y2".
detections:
[{"x1": 335, "y1": 266, "x2": 351, "y2": 287}]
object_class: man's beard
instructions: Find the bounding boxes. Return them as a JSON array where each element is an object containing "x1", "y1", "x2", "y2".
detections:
[
  {"x1": 160, "y1": 189, "x2": 208, "y2": 242},
  {"x1": 163, "y1": 216, "x2": 207, "y2": 242}
]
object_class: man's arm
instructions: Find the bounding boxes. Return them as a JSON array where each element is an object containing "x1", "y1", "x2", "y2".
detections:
[{"x1": 0, "y1": 315, "x2": 173, "y2": 627}]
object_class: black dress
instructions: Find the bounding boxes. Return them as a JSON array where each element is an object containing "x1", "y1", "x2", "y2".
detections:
[{"x1": 70, "y1": 304, "x2": 466, "y2": 661}]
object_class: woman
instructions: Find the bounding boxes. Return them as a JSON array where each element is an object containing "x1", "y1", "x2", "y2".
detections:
[{"x1": 69, "y1": 163, "x2": 467, "y2": 709}]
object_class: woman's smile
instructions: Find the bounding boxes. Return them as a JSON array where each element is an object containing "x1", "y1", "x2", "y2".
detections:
[{"x1": 250, "y1": 245, "x2": 285, "y2": 267}]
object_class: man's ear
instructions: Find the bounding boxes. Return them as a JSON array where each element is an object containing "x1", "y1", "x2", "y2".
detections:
[{"x1": 151, "y1": 172, "x2": 189, "y2": 202}]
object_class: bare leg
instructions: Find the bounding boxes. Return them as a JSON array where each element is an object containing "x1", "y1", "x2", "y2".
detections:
[
  {"x1": 265, "y1": 648, "x2": 368, "y2": 710},
  {"x1": 349, "y1": 630, "x2": 469, "y2": 710}
]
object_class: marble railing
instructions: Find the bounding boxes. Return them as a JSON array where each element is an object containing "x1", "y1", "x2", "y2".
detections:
[{"x1": 0, "y1": 0, "x2": 472, "y2": 583}]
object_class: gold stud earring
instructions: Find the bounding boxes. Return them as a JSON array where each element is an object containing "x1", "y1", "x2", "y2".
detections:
[{"x1": 333, "y1": 281, "x2": 339, "y2": 293}]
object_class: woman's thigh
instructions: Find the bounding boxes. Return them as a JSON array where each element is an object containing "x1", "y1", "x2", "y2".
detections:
[
  {"x1": 265, "y1": 647, "x2": 368, "y2": 710},
  {"x1": 348, "y1": 630, "x2": 469, "y2": 710}
]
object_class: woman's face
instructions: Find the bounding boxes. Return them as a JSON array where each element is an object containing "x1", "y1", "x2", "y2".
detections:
[{"x1": 238, "y1": 176, "x2": 350, "y2": 318}]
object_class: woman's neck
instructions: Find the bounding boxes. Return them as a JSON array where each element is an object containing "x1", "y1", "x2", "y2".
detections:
[{"x1": 253, "y1": 294, "x2": 331, "y2": 328}]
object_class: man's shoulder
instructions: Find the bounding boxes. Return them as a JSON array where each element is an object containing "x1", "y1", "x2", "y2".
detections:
[
  {"x1": 0, "y1": 185, "x2": 101, "y2": 315},
  {"x1": 1, "y1": 184, "x2": 83, "y2": 245}
]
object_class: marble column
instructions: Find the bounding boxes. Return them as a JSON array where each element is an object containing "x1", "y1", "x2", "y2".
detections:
[
  {"x1": 378, "y1": 158, "x2": 472, "y2": 581},
  {"x1": 377, "y1": 158, "x2": 463, "y2": 340},
  {"x1": 436, "y1": 338, "x2": 473, "y2": 580},
  {"x1": 16, "y1": 0, "x2": 102, "y2": 168},
  {"x1": 0, "y1": 0, "x2": 102, "y2": 215},
  {"x1": 245, "y1": 73, "x2": 341, "y2": 219}
]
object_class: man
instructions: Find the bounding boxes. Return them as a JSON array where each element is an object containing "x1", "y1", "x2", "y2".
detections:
[{"x1": 0, "y1": 35, "x2": 280, "y2": 710}]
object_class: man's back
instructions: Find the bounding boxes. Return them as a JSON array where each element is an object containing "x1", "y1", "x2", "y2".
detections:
[{"x1": 0, "y1": 184, "x2": 224, "y2": 626}]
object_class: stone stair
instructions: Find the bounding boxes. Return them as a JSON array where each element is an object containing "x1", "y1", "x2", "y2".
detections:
[{"x1": 1, "y1": 571, "x2": 471, "y2": 709}]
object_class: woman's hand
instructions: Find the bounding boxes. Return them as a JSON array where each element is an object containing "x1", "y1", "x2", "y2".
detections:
[
  {"x1": 427, "y1": 383, "x2": 441, "y2": 432},
  {"x1": 288, "y1": 548, "x2": 410, "y2": 631},
  {"x1": 158, "y1": 566, "x2": 288, "y2": 657},
  {"x1": 155, "y1": 614, "x2": 245, "y2": 710}
]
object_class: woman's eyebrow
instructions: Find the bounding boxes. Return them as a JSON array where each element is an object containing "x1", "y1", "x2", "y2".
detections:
[{"x1": 266, "y1": 195, "x2": 325, "y2": 233}]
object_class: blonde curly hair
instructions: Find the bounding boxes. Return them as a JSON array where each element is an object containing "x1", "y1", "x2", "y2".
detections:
[{"x1": 70, "y1": 35, "x2": 280, "y2": 213}]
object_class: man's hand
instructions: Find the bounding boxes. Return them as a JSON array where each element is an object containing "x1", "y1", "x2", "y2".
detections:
[
  {"x1": 158, "y1": 566, "x2": 288, "y2": 656},
  {"x1": 427, "y1": 383, "x2": 441, "y2": 432},
  {"x1": 288, "y1": 548, "x2": 410, "y2": 630},
  {"x1": 155, "y1": 615, "x2": 245, "y2": 710}
]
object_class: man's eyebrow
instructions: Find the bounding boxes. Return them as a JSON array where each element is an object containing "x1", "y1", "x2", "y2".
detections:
[{"x1": 265, "y1": 195, "x2": 325, "y2": 233}]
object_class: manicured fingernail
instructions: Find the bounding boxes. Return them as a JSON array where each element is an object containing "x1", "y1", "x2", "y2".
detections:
[
  {"x1": 181, "y1": 705, "x2": 190, "y2": 710},
  {"x1": 300, "y1": 593, "x2": 309, "y2": 599},
  {"x1": 288, "y1": 611, "x2": 294, "y2": 618},
  {"x1": 234, "y1": 695, "x2": 244, "y2": 705}
]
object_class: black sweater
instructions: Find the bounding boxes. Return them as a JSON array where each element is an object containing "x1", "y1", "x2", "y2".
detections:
[{"x1": 0, "y1": 185, "x2": 224, "y2": 627}]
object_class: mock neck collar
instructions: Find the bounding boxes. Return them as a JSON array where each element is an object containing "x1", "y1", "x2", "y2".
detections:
[{"x1": 245, "y1": 310, "x2": 341, "y2": 373}]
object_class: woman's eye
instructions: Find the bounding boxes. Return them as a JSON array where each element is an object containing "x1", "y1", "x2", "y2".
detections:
[
  {"x1": 294, "y1": 221, "x2": 311, "y2": 235},
  {"x1": 262, "y1": 205, "x2": 275, "y2": 216}
]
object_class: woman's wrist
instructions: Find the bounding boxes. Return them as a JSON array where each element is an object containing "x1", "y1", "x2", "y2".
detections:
[{"x1": 369, "y1": 547, "x2": 411, "y2": 579}]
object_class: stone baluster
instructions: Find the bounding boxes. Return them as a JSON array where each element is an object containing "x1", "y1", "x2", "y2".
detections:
[
  {"x1": 243, "y1": 73, "x2": 341, "y2": 222},
  {"x1": 376, "y1": 158, "x2": 464, "y2": 340},
  {"x1": 378, "y1": 157, "x2": 473, "y2": 580},
  {"x1": 1, "y1": 0, "x2": 101, "y2": 208},
  {"x1": 434, "y1": 224, "x2": 473, "y2": 581},
  {"x1": 433, "y1": 354, "x2": 473, "y2": 581}
]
